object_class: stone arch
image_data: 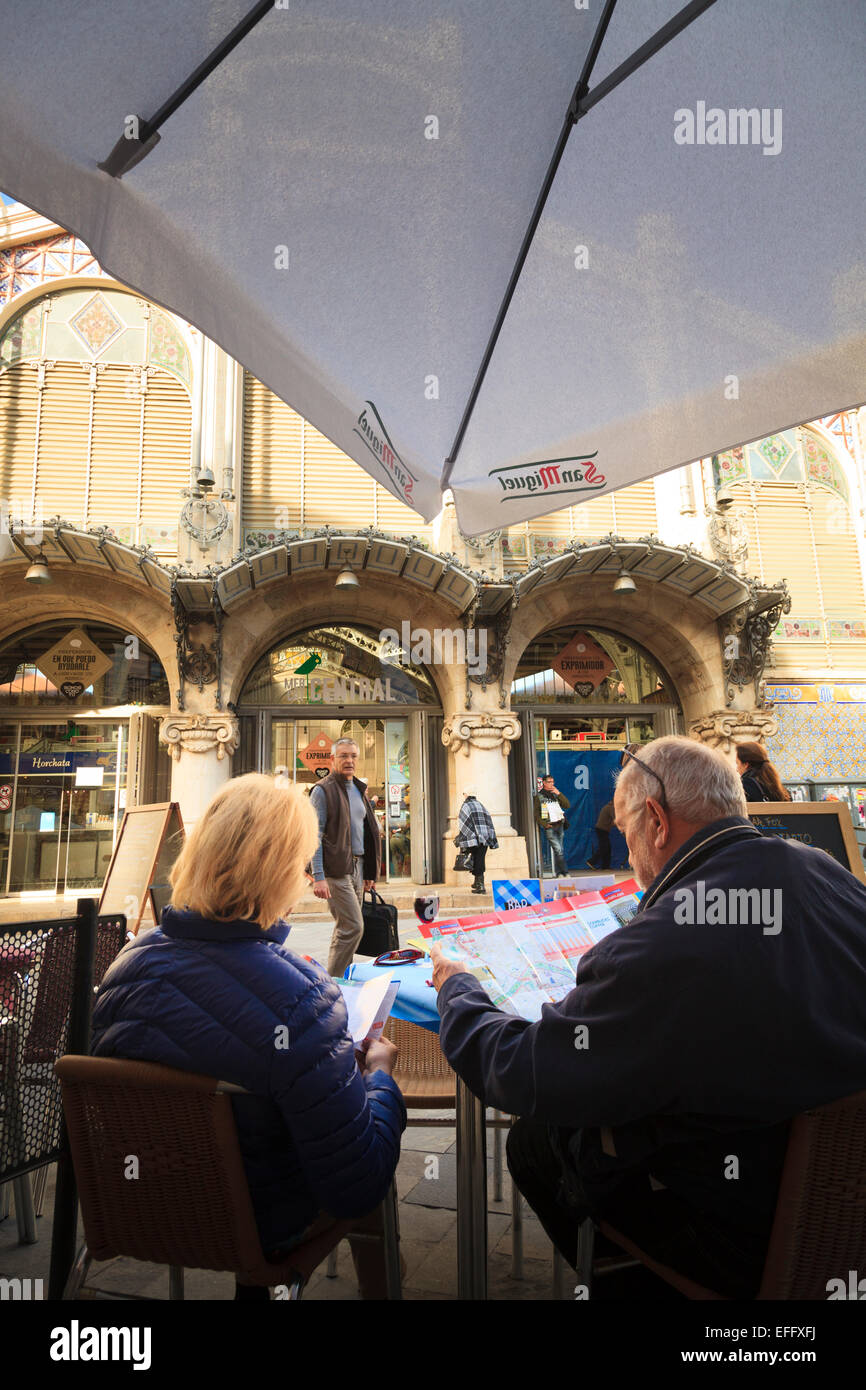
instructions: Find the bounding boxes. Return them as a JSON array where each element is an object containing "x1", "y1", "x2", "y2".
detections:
[
  {"x1": 222, "y1": 572, "x2": 469, "y2": 714},
  {"x1": 0, "y1": 563, "x2": 177, "y2": 698},
  {"x1": 506, "y1": 577, "x2": 727, "y2": 727}
]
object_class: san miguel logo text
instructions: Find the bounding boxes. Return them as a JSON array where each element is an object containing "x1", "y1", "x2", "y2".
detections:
[
  {"x1": 490, "y1": 453, "x2": 606, "y2": 500},
  {"x1": 354, "y1": 402, "x2": 417, "y2": 503}
]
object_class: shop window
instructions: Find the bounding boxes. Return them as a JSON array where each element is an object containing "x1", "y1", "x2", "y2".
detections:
[
  {"x1": 511, "y1": 626, "x2": 675, "y2": 707},
  {"x1": 238, "y1": 624, "x2": 439, "y2": 708},
  {"x1": 0, "y1": 623, "x2": 169, "y2": 711}
]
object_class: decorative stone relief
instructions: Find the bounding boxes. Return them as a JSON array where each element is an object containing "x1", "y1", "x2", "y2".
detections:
[
  {"x1": 441, "y1": 712, "x2": 522, "y2": 757},
  {"x1": 160, "y1": 713, "x2": 239, "y2": 761},
  {"x1": 688, "y1": 709, "x2": 779, "y2": 755},
  {"x1": 720, "y1": 590, "x2": 790, "y2": 706}
]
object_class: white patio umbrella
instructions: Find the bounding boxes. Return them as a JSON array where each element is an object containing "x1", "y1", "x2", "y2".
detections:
[{"x1": 0, "y1": 0, "x2": 863, "y2": 534}]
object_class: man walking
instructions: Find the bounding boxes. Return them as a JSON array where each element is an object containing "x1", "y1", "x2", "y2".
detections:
[
  {"x1": 310, "y1": 738, "x2": 381, "y2": 977},
  {"x1": 534, "y1": 773, "x2": 570, "y2": 876}
]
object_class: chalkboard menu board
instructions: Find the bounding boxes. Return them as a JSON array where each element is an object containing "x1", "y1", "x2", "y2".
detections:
[
  {"x1": 98, "y1": 803, "x2": 185, "y2": 932},
  {"x1": 748, "y1": 801, "x2": 866, "y2": 883}
]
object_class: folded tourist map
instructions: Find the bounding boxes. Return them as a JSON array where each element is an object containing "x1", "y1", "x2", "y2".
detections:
[{"x1": 419, "y1": 881, "x2": 643, "y2": 1021}]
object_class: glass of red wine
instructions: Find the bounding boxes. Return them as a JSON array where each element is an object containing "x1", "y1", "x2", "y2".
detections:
[{"x1": 413, "y1": 894, "x2": 439, "y2": 926}]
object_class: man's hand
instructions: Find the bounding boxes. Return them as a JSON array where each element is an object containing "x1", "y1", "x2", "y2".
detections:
[
  {"x1": 360, "y1": 1037, "x2": 398, "y2": 1076},
  {"x1": 363, "y1": 879, "x2": 374, "y2": 892},
  {"x1": 431, "y1": 942, "x2": 471, "y2": 992},
  {"x1": 312, "y1": 880, "x2": 331, "y2": 900}
]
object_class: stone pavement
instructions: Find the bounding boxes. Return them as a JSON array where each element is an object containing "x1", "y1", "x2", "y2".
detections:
[
  {"x1": 0, "y1": 1115, "x2": 569, "y2": 1301},
  {"x1": 1, "y1": 907, "x2": 669, "y2": 1301}
]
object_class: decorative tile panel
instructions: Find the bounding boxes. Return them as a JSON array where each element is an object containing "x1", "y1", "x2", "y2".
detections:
[
  {"x1": 767, "y1": 703, "x2": 866, "y2": 781},
  {"x1": 69, "y1": 293, "x2": 123, "y2": 356}
]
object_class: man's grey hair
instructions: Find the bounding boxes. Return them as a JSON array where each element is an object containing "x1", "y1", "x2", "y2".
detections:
[
  {"x1": 616, "y1": 736, "x2": 746, "y2": 824},
  {"x1": 333, "y1": 737, "x2": 359, "y2": 752}
]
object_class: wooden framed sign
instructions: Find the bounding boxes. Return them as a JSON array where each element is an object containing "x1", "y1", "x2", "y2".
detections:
[
  {"x1": 98, "y1": 802, "x2": 186, "y2": 934},
  {"x1": 748, "y1": 801, "x2": 866, "y2": 884}
]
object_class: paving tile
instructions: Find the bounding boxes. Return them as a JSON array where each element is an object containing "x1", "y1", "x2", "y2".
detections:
[
  {"x1": 401, "y1": 1125, "x2": 456, "y2": 1154},
  {"x1": 395, "y1": 1148, "x2": 429, "y2": 1198},
  {"x1": 487, "y1": 1251, "x2": 557, "y2": 1301},
  {"x1": 493, "y1": 1217, "x2": 556, "y2": 1264},
  {"x1": 402, "y1": 1238, "x2": 462, "y2": 1295},
  {"x1": 396, "y1": 1202, "x2": 456, "y2": 1244},
  {"x1": 402, "y1": 1151, "x2": 515, "y2": 1217}
]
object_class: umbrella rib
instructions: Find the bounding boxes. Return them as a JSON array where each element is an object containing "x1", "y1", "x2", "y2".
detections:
[
  {"x1": 441, "y1": 0, "x2": 718, "y2": 490},
  {"x1": 99, "y1": 0, "x2": 275, "y2": 178},
  {"x1": 440, "y1": 0, "x2": 619, "y2": 491},
  {"x1": 575, "y1": 0, "x2": 718, "y2": 120}
]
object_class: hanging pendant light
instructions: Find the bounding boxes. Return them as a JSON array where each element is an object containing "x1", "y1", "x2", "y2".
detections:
[
  {"x1": 612, "y1": 564, "x2": 636, "y2": 594},
  {"x1": 25, "y1": 553, "x2": 52, "y2": 585}
]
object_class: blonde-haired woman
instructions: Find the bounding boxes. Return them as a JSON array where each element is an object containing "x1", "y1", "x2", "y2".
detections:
[{"x1": 92, "y1": 774, "x2": 406, "y2": 1299}]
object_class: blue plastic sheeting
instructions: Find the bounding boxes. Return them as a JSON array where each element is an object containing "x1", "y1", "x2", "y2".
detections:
[{"x1": 539, "y1": 748, "x2": 629, "y2": 872}]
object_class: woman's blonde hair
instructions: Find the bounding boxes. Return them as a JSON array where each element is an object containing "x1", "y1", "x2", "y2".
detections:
[{"x1": 169, "y1": 773, "x2": 319, "y2": 929}]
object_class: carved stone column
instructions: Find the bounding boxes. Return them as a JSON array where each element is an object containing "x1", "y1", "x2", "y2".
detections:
[
  {"x1": 441, "y1": 711, "x2": 528, "y2": 883},
  {"x1": 159, "y1": 714, "x2": 239, "y2": 827},
  {"x1": 441, "y1": 711, "x2": 522, "y2": 759},
  {"x1": 688, "y1": 709, "x2": 779, "y2": 758}
]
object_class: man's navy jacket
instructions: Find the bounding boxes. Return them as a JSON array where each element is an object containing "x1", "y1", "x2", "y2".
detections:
[{"x1": 437, "y1": 816, "x2": 866, "y2": 1228}]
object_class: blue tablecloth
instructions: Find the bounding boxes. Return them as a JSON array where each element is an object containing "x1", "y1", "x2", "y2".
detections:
[{"x1": 347, "y1": 958, "x2": 440, "y2": 1032}]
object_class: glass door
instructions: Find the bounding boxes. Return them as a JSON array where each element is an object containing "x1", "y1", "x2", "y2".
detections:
[{"x1": 269, "y1": 715, "x2": 412, "y2": 882}]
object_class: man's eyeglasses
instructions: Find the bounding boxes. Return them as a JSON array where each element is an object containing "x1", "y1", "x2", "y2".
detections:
[{"x1": 619, "y1": 747, "x2": 667, "y2": 809}]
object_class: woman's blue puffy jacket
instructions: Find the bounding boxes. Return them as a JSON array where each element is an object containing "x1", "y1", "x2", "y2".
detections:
[{"x1": 90, "y1": 907, "x2": 406, "y2": 1252}]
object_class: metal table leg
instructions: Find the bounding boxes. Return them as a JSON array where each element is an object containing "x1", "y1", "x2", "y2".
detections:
[
  {"x1": 456, "y1": 1077, "x2": 487, "y2": 1300},
  {"x1": 492, "y1": 1110, "x2": 503, "y2": 1202}
]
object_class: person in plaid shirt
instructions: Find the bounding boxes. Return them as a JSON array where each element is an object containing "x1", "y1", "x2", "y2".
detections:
[{"x1": 454, "y1": 788, "x2": 499, "y2": 895}]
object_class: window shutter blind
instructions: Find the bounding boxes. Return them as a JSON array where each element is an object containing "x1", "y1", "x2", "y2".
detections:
[
  {"x1": 140, "y1": 370, "x2": 192, "y2": 520},
  {"x1": 241, "y1": 370, "x2": 302, "y2": 533}
]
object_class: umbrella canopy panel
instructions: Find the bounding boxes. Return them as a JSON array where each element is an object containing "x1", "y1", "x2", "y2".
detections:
[
  {"x1": 449, "y1": 0, "x2": 866, "y2": 532},
  {"x1": 0, "y1": 0, "x2": 863, "y2": 535},
  {"x1": 0, "y1": 0, "x2": 596, "y2": 522}
]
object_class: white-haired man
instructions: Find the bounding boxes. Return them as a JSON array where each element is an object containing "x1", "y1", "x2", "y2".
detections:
[
  {"x1": 310, "y1": 738, "x2": 381, "y2": 977},
  {"x1": 432, "y1": 736, "x2": 866, "y2": 1296}
]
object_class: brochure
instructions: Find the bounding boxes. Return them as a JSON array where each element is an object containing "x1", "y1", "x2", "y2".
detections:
[
  {"x1": 337, "y1": 973, "x2": 400, "y2": 1045},
  {"x1": 599, "y1": 878, "x2": 643, "y2": 925}
]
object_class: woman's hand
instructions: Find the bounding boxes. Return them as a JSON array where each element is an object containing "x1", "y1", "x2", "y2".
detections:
[{"x1": 360, "y1": 1037, "x2": 398, "y2": 1075}]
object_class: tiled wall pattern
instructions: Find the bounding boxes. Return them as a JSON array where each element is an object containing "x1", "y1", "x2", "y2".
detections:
[{"x1": 767, "y1": 703, "x2": 866, "y2": 780}]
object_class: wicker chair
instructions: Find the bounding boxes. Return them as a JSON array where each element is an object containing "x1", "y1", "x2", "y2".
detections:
[
  {"x1": 27, "y1": 917, "x2": 128, "y2": 1217},
  {"x1": 385, "y1": 1015, "x2": 457, "y2": 1110},
  {"x1": 586, "y1": 1089, "x2": 866, "y2": 1300},
  {"x1": 55, "y1": 1055, "x2": 401, "y2": 1300}
]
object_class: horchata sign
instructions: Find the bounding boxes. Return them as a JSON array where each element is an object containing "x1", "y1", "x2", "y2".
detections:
[
  {"x1": 36, "y1": 627, "x2": 113, "y2": 700},
  {"x1": 553, "y1": 631, "x2": 614, "y2": 696}
]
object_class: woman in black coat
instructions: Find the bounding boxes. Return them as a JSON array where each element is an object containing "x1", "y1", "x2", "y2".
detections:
[{"x1": 735, "y1": 742, "x2": 791, "y2": 803}]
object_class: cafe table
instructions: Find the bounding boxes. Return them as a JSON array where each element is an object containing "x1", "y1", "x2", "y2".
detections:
[{"x1": 345, "y1": 956, "x2": 489, "y2": 1300}]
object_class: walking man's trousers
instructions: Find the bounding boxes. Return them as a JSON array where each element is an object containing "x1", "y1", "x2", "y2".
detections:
[{"x1": 325, "y1": 856, "x2": 365, "y2": 977}]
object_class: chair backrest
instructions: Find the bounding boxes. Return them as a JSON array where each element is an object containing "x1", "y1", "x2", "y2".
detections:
[
  {"x1": 384, "y1": 1016, "x2": 456, "y2": 1107},
  {"x1": 24, "y1": 915, "x2": 127, "y2": 1065},
  {"x1": 55, "y1": 1055, "x2": 267, "y2": 1273},
  {"x1": 758, "y1": 1089, "x2": 866, "y2": 1299}
]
